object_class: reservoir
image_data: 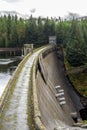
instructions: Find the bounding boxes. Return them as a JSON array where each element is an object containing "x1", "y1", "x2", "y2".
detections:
[{"x1": 0, "y1": 58, "x2": 21, "y2": 97}]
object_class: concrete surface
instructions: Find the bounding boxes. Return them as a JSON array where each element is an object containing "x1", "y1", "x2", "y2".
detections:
[
  {"x1": 0, "y1": 49, "x2": 46, "y2": 130},
  {"x1": 0, "y1": 46, "x2": 86, "y2": 130},
  {"x1": 36, "y1": 51, "x2": 85, "y2": 130}
]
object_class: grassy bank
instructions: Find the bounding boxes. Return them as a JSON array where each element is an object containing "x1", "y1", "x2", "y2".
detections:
[
  {"x1": 69, "y1": 73, "x2": 87, "y2": 97},
  {"x1": 63, "y1": 48, "x2": 87, "y2": 97}
]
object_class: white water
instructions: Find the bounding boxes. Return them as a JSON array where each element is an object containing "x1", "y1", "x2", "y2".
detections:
[
  {"x1": 0, "y1": 59, "x2": 13, "y2": 65},
  {"x1": 0, "y1": 72, "x2": 11, "y2": 97}
]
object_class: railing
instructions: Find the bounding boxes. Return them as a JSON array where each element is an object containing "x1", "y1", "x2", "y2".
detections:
[{"x1": 0, "y1": 48, "x2": 22, "y2": 52}]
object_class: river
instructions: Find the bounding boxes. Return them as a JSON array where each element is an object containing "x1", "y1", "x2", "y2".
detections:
[{"x1": 0, "y1": 58, "x2": 21, "y2": 97}]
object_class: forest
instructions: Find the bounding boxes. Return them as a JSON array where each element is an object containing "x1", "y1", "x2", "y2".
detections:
[{"x1": 0, "y1": 15, "x2": 87, "y2": 67}]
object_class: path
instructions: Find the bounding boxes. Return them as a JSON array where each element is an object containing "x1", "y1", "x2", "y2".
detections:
[{"x1": 0, "y1": 49, "x2": 44, "y2": 130}]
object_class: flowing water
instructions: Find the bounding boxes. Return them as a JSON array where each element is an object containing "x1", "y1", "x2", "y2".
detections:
[{"x1": 0, "y1": 71, "x2": 11, "y2": 97}]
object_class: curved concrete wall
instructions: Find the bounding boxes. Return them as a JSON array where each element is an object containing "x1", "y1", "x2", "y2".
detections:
[
  {"x1": 33, "y1": 47, "x2": 79, "y2": 130},
  {"x1": 32, "y1": 46, "x2": 53, "y2": 130}
]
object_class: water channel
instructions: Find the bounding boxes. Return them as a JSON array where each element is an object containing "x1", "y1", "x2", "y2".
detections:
[{"x1": 0, "y1": 58, "x2": 21, "y2": 97}]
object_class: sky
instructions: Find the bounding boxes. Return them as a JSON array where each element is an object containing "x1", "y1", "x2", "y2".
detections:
[{"x1": 0, "y1": 0, "x2": 87, "y2": 18}]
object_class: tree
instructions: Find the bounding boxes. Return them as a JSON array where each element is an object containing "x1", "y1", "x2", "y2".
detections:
[
  {"x1": 17, "y1": 18, "x2": 25, "y2": 47},
  {"x1": 36, "y1": 17, "x2": 44, "y2": 45},
  {"x1": 66, "y1": 20, "x2": 86, "y2": 66},
  {"x1": 25, "y1": 15, "x2": 38, "y2": 44}
]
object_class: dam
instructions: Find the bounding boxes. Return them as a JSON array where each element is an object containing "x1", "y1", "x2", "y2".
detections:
[{"x1": 0, "y1": 45, "x2": 86, "y2": 130}]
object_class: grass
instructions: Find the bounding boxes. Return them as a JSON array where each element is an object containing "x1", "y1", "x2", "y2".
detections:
[
  {"x1": 27, "y1": 67, "x2": 35, "y2": 130},
  {"x1": 63, "y1": 47, "x2": 87, "y2": 97},
  {"x1": 69, "y1": 72, "x2": 87, "y2": 97},
  {"x1": 63, "y1": 48, "x2": 75, "y2": 70},
  {"x1": 64, "y1": 56, "x2": 72, "y2": 70}
]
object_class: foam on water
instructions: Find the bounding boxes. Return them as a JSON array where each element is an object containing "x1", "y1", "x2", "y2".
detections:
[{"x1": 0, "y1": 72, "x2": 11, "y2": 97}]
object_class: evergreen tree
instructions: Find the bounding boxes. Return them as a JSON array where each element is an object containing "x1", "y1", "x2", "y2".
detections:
[
  {"x1": 66, "y1": 20, "x2": 86, "y2": 66},
  {"x1": 37, "y1": 17, "x2": 44, "y2": 45},
  {"x1": 25, "y1": 15, "x2": 38, "y2": 44}
]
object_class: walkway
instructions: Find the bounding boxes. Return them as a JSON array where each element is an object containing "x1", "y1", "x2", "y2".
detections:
[
  {"x1": 0, "y1": 48, "x2": 44, "y2": 130},
  {"x1": 0, "y1": 48, "x2": 22, "y2": 52}
]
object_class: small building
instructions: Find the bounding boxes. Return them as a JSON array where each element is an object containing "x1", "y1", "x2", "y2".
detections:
[
  {"x1": 49, "y1": 36, "x2": 56, "y2": 45},
  {"x1": 23, "y1": 44, "x2": 33, "y2": 56}
]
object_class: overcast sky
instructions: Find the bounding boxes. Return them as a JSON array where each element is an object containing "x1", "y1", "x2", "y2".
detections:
[{"x1": 0, "y1": 0, "x2": 87, "y2": 17}]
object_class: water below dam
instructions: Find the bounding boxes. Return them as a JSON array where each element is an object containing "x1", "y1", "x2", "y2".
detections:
[{"x1": 0, "y1": 58, "x2": 21, "y2": 97}]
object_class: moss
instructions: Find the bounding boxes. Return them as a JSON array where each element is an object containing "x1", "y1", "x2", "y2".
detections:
[
  {"x1": 0, "y1": 124, "x2": 3, "y2": 129},
  {"x1": 27, "y1": 67, "x2": 35, "y2": 130},
  {"x1": 83, "y1": 120, "x2": 87, "y2": 124}
]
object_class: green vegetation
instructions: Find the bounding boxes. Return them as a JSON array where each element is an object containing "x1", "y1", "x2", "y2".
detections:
[
  {"x1": 0, "y1": 15, "x2": 56, "y2": 48},
  {"x1": 64, "y1": 51, "x2": 87, "y2": 97},
  {"x1": 0, "y1": 14, "x2": 87, "y2": 96},
  {"x1": 27, "y1": 67, "x2": 35, "y2": 130},
  {"x1": 66, "y1": 20, "x2": 87, "y2": 66},
  {"x1": 0, "y1": 14, "x2": 87, "y2": 66},
  {"x1": 69, "y1": 73, "x2": 87, "y2": 97}
]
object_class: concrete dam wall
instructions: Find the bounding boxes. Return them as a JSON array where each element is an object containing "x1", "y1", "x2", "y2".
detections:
[
  {"x1": 0, "y1": 46, "x2": 86, "y2": 130},
  {"x1": 34, "y1": 48, "x2": 83, "y2": 130}
]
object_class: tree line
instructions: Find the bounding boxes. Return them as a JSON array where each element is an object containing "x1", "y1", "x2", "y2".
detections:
[
  {"x1": 0, "y1": 14, "x2": 87, "y2": 66},
  {"x1": 0, "y1": 15, "x2": 57, "y2": 48}
]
